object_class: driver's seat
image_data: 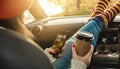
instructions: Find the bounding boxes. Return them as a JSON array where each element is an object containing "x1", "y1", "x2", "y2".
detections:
[{"x1": 0, "y1": 27, "x2": 54, "y2": 69}]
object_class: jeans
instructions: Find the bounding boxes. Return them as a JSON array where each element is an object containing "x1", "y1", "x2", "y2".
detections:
[{"x1": 53, "y1": 16, "x2": 104, "y2": 69}]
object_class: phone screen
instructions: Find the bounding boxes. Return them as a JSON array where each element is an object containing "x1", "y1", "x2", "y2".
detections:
[{"x1": 52, "y1": 30, "x2": 69, "y2": 53}]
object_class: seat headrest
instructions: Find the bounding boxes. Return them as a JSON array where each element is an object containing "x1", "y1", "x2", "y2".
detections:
[{"x1": 0, "y1": 28, "x2": 54, "y2": 69}]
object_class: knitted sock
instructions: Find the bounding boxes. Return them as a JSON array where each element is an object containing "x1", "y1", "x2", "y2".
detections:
[
  {"x1": 98, "y1": 0, "x2": 120, "y2": 25},
  {"x1": 90, "y1": 0, "x2": 110, "y2": 18}
]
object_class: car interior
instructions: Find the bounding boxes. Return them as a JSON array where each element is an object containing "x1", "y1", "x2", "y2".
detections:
[
  {"x1": 26, "y1": 15, "x2": 120, "y2": 69},
  {"x1": 1, "y1": 0, "x2": 120, "y2": 69}
]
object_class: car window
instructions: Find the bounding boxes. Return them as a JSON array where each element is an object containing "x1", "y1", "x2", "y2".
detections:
[
  {"x1": 23, "y1": 10, "x2": 35, "y2": 24},
  {"x1": 38, "y1": 0, "x2": 118, "y2": 16}
]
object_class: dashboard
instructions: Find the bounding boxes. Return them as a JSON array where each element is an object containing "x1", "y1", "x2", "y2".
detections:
[
  {"x1": 26, "y1": 15, "x2": 120, "y2": 69},
  {"x1": 97, "y1": 29, "x2": 118, "y2": 44},
  {"x1": 90, "y1": 17, "x2": 120, "y2": 69},
  {"x1": 91, "y1": 28, "x2": 119, "y2": 69}
]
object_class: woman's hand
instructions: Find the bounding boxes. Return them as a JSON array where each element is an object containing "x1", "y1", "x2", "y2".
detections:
[
  {"x1": 45, "y1": 47, "x2": 63, "y2": 58},
  {"x1": 45, "y1": 48, "x2": 57, "y2": 54},
  {"x1": 72, "y1": 44, "x2": 93, "y2": 66}
]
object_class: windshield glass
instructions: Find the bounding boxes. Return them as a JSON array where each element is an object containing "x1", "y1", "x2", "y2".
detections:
[
  {"x1": 23, "y1": 0, "x2": 118, "y2": 23},
  {"x1": 38, "y1": 0, "x2": 118, "y2": 17}
]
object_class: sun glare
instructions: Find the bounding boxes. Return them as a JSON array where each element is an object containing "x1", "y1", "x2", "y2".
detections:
[{"x1": 38, "y1": 0, "x2": 63, "y2": 16}]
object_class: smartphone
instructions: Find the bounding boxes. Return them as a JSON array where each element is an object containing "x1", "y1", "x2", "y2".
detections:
[{"x1": 51, "y1": 30, "x2": 69, "y2": 58}]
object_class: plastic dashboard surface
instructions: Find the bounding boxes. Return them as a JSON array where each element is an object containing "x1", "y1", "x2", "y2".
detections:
[{"x1": 26, "y1": 16, "x2": 88, "y2": 49}]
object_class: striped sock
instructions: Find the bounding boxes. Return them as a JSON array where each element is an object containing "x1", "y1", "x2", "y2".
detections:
[
  {"x1": 98, "y1": 0, "x2": 120, "y2": 25},
  {"x1": 90, "y1": 0, "x2": 110, "y2": 18}
]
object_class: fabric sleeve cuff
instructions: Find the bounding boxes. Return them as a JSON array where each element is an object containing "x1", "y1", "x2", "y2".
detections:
[{"x1": 71, "y1": 59, "x2": 87, "y2": 69}]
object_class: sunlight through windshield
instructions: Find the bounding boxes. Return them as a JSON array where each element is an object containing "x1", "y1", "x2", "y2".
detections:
[
  {"x1": 23, "y1": 0, "x2": 118, "y2": 23},
  {"x1": 38, "y1": 0, "x2": 118, "y2": 16},
  {"x1": 38, "y1": 0, "x2": 63, "y2": 16}
]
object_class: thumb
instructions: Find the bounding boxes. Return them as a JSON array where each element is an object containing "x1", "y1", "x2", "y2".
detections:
[{"x1": 72, "y1": 44, "x2": 78, "y2": 57}]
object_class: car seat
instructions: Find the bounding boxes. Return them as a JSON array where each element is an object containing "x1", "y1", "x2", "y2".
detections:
[{"x1": 0, "y1": 27, "x2": 54, "y2": 69}]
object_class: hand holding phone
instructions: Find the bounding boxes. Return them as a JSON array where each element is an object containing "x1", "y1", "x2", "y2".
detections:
[{"x1": 51, "y1": 30, "x2": 69, "y2": 58}]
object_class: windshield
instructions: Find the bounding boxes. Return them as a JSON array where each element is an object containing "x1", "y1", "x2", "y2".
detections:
[
  {"x1": 23, "y1": 0, "x2": 118, "y2": 23},
  {"x1": 38, "y1": 0, "x2": 118, "y2": 16}
]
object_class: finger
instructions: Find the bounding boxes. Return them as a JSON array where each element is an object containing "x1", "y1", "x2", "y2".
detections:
[
  {"x1": 59, "y1": 47, "x2": 64, "y2": 54},
  {"x1": 84, "y1": 44, "x2": 94, "y2": 57},
  {"x1": 58, "y1": 54, "x2": 62, "y2": 57},
  {"x1": 62, "y1": 47, "x2": 64, "y2": 51},
  {"x1": 88, "y1": 45, "x2": 94, "y2": 59},
  {"x1": 72, "y1": 44, "x2": 78, "y2": 57},
  {"x1": 46, "y1": 48, "x2": 57, "y2": 53}
]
